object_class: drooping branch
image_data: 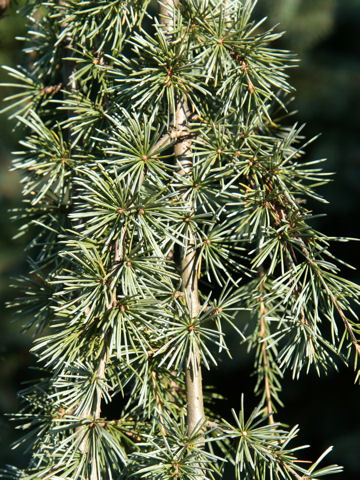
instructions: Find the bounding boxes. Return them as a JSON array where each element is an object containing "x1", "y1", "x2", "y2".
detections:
[{"x1": 298, "y1": 237, "x2": 360, "y2": 360}]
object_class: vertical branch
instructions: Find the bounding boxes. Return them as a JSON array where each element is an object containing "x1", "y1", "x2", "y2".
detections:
[
  {"x1": 258, "y1": 279, "x2": 275, "y2": 424},
  {"x1": 159, "y1": 0, "x2": 205, "y2": 437},
  {"x1": 176, "y1": 66, "x2": 206, "y2": 442},
  {"x1": 151, "y1": 370, "x2": 167, "y2": 435},
  {"x1": 88, "y1": 352, "x2": 108, "y2": 480},
  {"x1": 256, "y1": 261, "x2": 283, "y2": 425},
  {"x1": 78, "y1": 238, "x2": 121, "y2": 480}
]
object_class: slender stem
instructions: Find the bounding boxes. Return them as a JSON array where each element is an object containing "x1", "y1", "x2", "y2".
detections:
[
  {"x1": 259, "y1": 299, "x2": 274, "y2": 424},
  {"x1": 258, "y1": 268, "x2": 275, "y2": 424},
  {"x1": 174, "y1": 37, "x2": 205, "y2": 443},
  {"x1": 151, "y1": 370, "x2": 167, "y2": 435},
  {"x1": 180, "y1": 213, "x2": 204, "y2": 435},
  {"x1": 78, "y1": 235, "x2": 122, "y2": 477},
  {"x1": 159, "y1": 0, "x2": 205, "y2": 437},
  {"x1": 185, "y1": 344, "x2": 205, "y2": 435},
  {"x1": 83, "y1": 236, "x2": 124, "y2": 479}
]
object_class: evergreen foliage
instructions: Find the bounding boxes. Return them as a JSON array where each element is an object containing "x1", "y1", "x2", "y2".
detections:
[{"x1": 1, "y1": 0, "x2": 360, "y2": 479}]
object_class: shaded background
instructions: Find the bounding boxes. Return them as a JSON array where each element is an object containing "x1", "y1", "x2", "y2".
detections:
[{"x1": 0, "y1": 0, "x2": 359, "y2": 477}]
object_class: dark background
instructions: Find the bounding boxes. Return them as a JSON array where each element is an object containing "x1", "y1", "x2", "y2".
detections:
[{"x1": 0, "y1": 0, "x2": 359, "y2": 477}]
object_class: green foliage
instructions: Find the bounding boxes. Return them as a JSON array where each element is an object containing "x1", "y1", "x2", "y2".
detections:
[
  {"x1": 1, "y1": 0, "x2": 359, "y2": 479},
  {"x1": 222, "y1": 398, "x2": 341, "y2": 479}
]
